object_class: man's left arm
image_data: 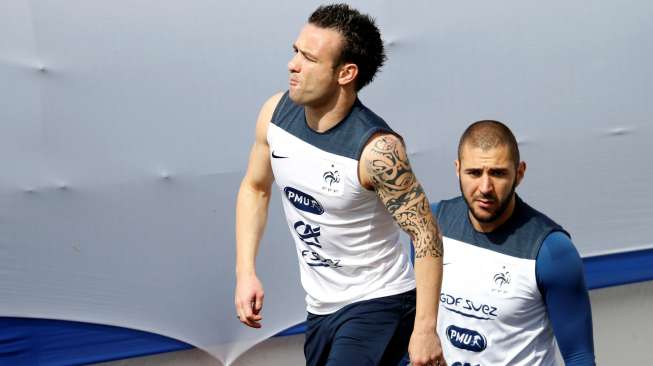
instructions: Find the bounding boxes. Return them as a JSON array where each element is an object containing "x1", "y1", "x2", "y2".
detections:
[
  {"x1": 536, "y1": 231, "x2": 596, "y2": 365},
  {"x1": 360, "y1": 133, "x2": 445, "y2": 366}
]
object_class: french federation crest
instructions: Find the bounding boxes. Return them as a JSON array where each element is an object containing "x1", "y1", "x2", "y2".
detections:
[{"x1": 319, "y1": 160, "x2": 344, "y2": 196}]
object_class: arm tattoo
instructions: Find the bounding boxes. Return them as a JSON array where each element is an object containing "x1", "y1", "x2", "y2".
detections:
[{"x1": 366, "y1": 136, "x2": 443, "y2": 259}]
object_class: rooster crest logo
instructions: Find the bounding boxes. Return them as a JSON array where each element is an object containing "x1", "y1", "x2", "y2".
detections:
[
  {"x1": 323, "y1": 170, "x2": 340, "y2": 186},
  {"x1": 493, "y1": 268, "x2": 511, "y2": 288}
]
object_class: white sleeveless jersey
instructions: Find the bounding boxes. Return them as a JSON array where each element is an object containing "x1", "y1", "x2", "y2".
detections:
[
  {"x1": 434, "y1": 197, "x2": 567, "y2": 366},
  {"x1": 267, "y1": 92, "x2": 415, "y2": 315}
]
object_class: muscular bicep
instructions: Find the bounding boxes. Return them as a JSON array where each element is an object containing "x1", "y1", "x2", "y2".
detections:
[
  {"x1": 241, "y1": 92, "x2": 283, "y2": 192},
  {"x1": 242, "y1": 139, "x2": 273, "y2": 191},
  {"x1": 361, "y1": 134, "x2": 442, "y2": 259}
]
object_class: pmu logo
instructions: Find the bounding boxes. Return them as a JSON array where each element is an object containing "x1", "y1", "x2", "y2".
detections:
[
  {"x1": 284, "y1": 187, "x2": 324, "y2": 215},
  {"x1": 322, "y1": 170, "x2": 340, "y2": 186},
  {"x1": 446, "y1": 325, "x2": 487, "y2": 353}
]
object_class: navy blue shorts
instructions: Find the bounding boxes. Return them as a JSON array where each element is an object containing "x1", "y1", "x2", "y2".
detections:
[{"x1": 304, "y1": 289, "x2": 416, "y2": 366}]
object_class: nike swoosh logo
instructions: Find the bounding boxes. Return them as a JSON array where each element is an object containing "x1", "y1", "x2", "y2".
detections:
[{"x1": 272, "y1": 151, "x2": 288, "y2": 159}]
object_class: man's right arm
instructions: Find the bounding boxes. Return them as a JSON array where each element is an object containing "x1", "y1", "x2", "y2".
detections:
[
  {"x1": 536, "y1": 231, "x2": 596, "y2": 365},
  {"x1": 234, "y1": 92, "x2": 283, "y2": 328}
]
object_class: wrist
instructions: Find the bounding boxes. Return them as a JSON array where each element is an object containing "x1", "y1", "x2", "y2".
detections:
[
  {"x1": 236, "y1": 266, "x2": 257, "y2": 280},
  {"x1": 413, "y1": 317, "x2": 437, "y2": 333}
]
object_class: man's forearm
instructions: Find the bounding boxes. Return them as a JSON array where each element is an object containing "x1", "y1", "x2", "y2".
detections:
[
  {"x1": 413, "y1": 255, "x2": 443, "y2": 329},
  {"x1": 235, "y1": 181, "x2": 271, "y2": 276},
  {"x1": 400, "y1": 192, "x2": 443, "y2": 327}
]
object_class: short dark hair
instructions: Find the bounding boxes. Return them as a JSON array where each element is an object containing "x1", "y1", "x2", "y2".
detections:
[
  {"x1": 458, "y1": 120, "x2": 520, "y2": 167},
  {"x1": 308, "y1": 3, "x2": 386, "y2": 91}
]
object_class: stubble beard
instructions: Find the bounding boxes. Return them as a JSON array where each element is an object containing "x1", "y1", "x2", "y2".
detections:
[{"x1": 460, "y1": 177, "x2": 517, "y2": 224}]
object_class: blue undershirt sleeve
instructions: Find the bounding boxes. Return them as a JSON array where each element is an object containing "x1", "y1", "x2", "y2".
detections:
[
  {"x1": 536, "y1": 231, "x2": 596, "y2": 365},
  {"x1": 430, "y1": 202, "x2": 440, "y2": 218}
]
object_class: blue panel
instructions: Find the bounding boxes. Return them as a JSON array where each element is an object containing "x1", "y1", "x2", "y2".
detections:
[
  {"x1": 1, "y1": 248, "x2": 651, "y2": 365},
  {"x1": 275, "y1": 322, "x2": 307, "y2": 337},
  {"x1": 583, "y1": 247, "x2": 653, "y2": 290},
  {"x1": 0, "y1": 318, "x2": 192, "y2": 366}
]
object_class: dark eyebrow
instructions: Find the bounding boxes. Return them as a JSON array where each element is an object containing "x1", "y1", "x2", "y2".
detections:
[
  {"x1": 488, "y1": 168, "x2": 509, "y2": 173},
  {"x1": 292, "y1": 43, "x2": 317, "y2": 60}
]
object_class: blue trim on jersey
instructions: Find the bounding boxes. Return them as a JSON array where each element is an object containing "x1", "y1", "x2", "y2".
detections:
[
  {"x1": 433, "y1": 196, "x2": 568, "y2": 260},
  {"x1": 536, "y1": 232, "x2": 596, "y2": 365},
  {"x1": 270, "y1": 91, "x2": 396, "y2": 160}
]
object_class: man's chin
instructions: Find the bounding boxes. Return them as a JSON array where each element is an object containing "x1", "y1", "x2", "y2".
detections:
[{"x1": 470, "y1": 208, "x2": 498, "y2": 224}]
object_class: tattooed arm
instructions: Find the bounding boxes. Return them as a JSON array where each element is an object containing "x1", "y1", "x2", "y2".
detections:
[{"x1": 360, "y1": 133, "x2": 446, "y2": 366}]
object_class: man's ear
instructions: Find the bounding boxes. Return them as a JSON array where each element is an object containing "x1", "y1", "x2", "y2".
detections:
[
  {"x1": 515, "y1": 161, "x2": 526, "y2": 186},
  {"x1": 338, "y1": 63, "x2": 358, "y2": 87},
  {"x1": 455, "y1": 160, "x2": 461, "y2": 179}
]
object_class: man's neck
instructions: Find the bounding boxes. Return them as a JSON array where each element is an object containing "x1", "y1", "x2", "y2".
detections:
[{"x1": 304, "y1": 89, "x2": 357, "y2": 133}]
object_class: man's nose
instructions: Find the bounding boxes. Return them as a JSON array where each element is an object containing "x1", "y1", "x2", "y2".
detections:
[
  {"x1": 288, "y1": 53, "x2": 300, "y2": 73},
  {"x1": 479, "y1": 174, "x2": 493, "y2": 194}
]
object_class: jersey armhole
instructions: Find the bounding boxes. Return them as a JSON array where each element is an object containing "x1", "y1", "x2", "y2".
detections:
[{"x1": 269, "y1": 91, "x2": 290, "y2": 125}]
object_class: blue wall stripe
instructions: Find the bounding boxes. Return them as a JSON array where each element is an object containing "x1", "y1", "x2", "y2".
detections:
[
  {"x1": 275, "y1": 323, "x2": 307, "y2": 337},
  {"x1": 583, "y1": 247, "x2": 653, "y2": 290},
  {"x1": 0, "y1": 318, "x2": 192, "y2": 365},
  {"x1": 1, "y1": 247, "x2": 651, "y2": 365}
]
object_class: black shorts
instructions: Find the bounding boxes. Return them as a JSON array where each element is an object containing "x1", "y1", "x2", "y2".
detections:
[{"x1": 304, "y1": 289, "x2": 416, "y2": 366}]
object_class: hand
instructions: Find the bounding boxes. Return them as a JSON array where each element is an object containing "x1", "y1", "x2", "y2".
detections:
[
  {"x1": 408, "y1": 327, "x2": 447, "y2": 366},
  {"x1": 234, "y1": 273, "x2": 264, "y2": 328}
]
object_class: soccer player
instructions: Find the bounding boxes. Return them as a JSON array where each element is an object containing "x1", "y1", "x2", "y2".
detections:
[
  {"x1": 235, "y1": 4, "x2": 445, "y2": 366},
  {"x1": 433, "y1": 120, "x2": 595, "y2": 365}
]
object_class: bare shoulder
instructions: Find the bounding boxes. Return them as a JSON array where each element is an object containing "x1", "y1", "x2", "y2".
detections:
[
  {"x1": 243, "y1": 92, "x2": 283, "y2": 188},
  {"x1": 254, "y1": 91, "x2": 285, "y2": 142},
  {"x1": 260, "y1": 91, "x2": 284, "y2": 115}
]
